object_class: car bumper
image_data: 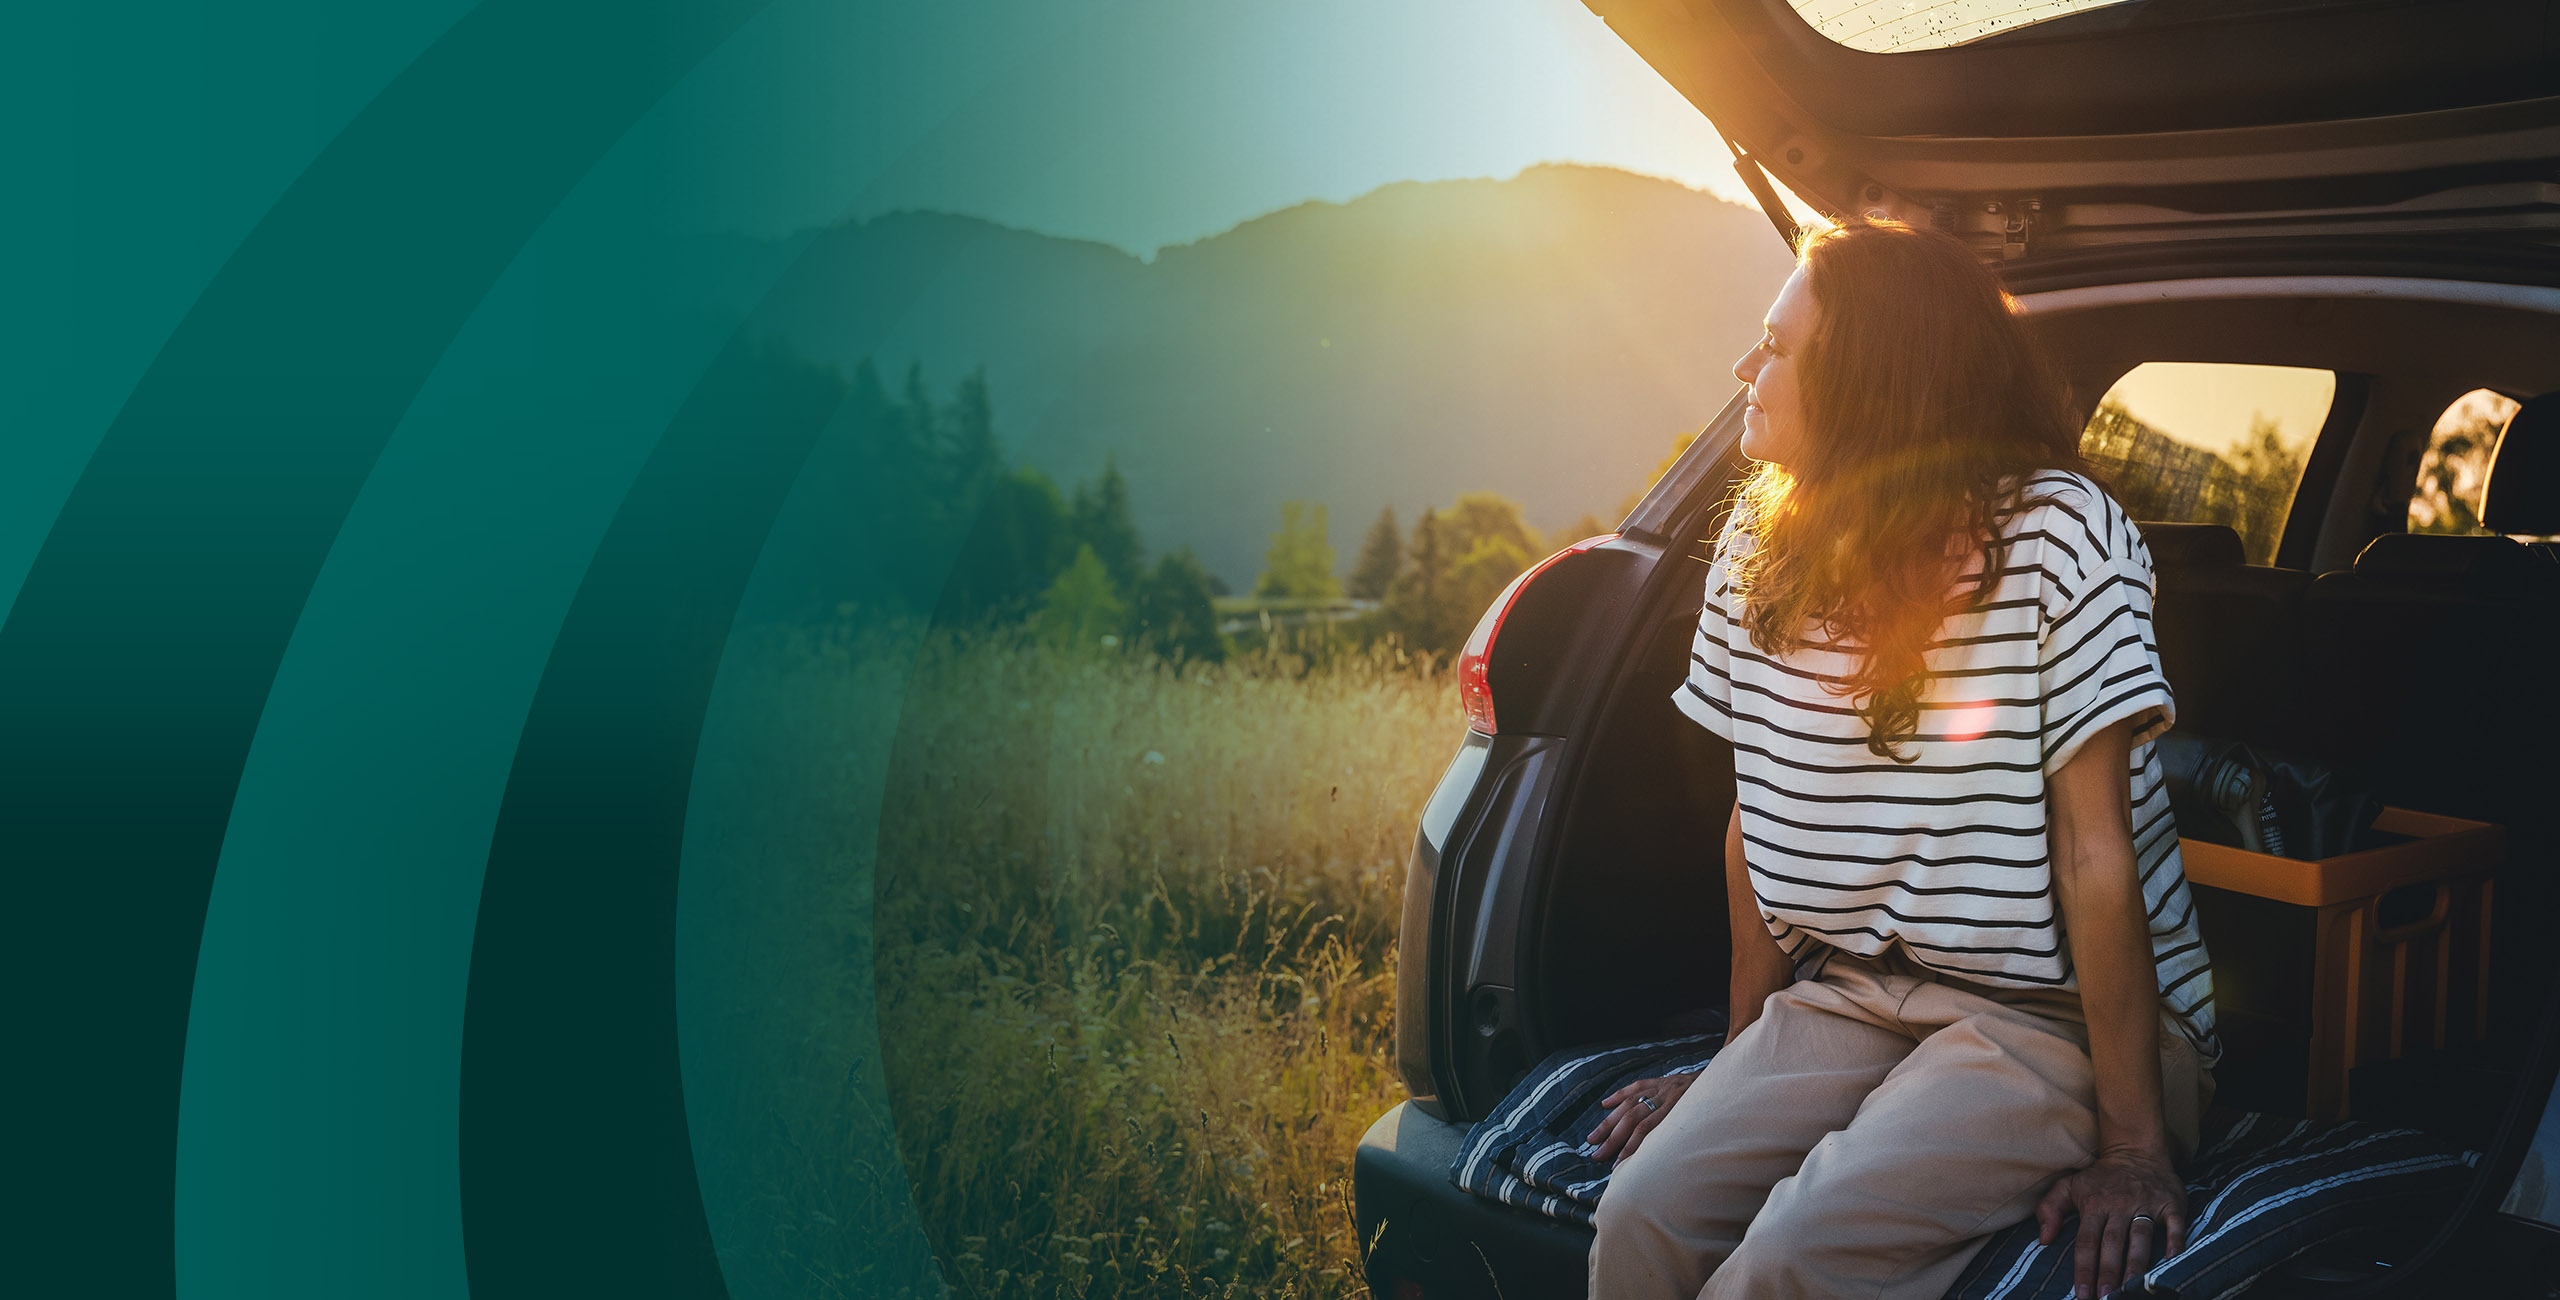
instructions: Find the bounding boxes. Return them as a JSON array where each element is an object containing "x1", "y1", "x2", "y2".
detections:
[{"x1": 1353, "y1": 1100, "x2": 1596, "y2": 1300}]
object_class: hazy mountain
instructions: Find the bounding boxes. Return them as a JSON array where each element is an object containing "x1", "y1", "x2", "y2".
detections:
[{"x1": 725, "y1": 164, "x2": 1796, "y2": 588}]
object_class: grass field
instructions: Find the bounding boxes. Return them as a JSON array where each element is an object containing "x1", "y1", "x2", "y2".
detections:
[{"x1": 861, "y1": 631, "x2": 1457, "y2": 1298}]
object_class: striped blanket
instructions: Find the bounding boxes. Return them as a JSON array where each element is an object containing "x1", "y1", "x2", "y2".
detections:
[{"x1": 1451, "y1": 1034, "x2": 2480, "y2": 1299}]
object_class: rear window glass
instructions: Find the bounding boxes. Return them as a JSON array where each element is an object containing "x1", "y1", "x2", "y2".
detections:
[
  {"x1": 2076, "y1": 362, "x2": 2333, "y2": 565},
  {"x1": 1784, "y1": 0, "x2": 2356, "y2": 53},
  {"x1": 2409, "y1": 389, "x2": 2519, "y2": 536},
  {"x1": 1785, "y1": 0, "x2": 2141, "y2": 53}
]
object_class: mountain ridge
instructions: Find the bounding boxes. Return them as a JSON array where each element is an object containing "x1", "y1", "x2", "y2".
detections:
[{"x1": 728, "y1": 163, "x2": 1796, "y2": 587}]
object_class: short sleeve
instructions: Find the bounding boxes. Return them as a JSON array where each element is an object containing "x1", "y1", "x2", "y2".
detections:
[
  {"x1": 1671, "y1": 508, "x2": 1751, "y2": 743},
  {"x1": 2036, "y1": 493, "x2": 2176, "y2": 776}
]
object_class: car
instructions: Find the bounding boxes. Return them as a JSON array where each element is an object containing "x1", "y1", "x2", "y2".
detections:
[{"x1": 1351, "y1": 1, "x2": 2560, "y2": 1296}]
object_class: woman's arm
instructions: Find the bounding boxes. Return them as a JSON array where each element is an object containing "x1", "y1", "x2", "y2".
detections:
[
  {"x1": 1588, "y1": 798, "x2": 1794, "y2": 1163},
  {"x1": 2035, "y1": 716, "x2": 2187, "y2": 1299},
  {"x1": 1725, "y1": 796, "x2": 1795, "y2": 1039}
]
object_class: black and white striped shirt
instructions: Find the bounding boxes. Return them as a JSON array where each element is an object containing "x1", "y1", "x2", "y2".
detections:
[{"x1": 1674, "y1": 469, "x2": 2217, "y2": 1060}]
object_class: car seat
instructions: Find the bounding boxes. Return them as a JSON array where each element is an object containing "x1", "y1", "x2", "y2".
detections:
[{"x1": 2138, "y1": 521, "x2": 2315, "y2": 749}]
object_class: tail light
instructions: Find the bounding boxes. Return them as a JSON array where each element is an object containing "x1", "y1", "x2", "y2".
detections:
[{"x1": 1456, "y1": 534, "x2": 1617, "y2": 735}]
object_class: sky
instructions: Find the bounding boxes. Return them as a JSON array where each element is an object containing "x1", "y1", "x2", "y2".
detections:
[{"x1": 669, "y1": 0, "x2": 1792, "y2": 256}]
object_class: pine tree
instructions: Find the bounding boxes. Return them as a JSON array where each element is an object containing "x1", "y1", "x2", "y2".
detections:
[
  {"x1": 1388, "y1": 507, "x2": 1454, "y2": 653},
  {"x1": 939, "y1": 467, "x2": 1071, "y2": 623},
  {"x1": 1132, "y1": 548, "x2": 1227, "y2": 663},
  {"x1": 1347, "y1": 506, "x2": 1402, "y2": 600},
  {"x1": 1036, "y1": 544, "x2": 1125, "y2": 651},
  {"x1": 897, "y1": 360, "x2": 940, "y2": 488},
  {"x1": 1070, "y1": 458, "x2": 1145, "y2": 594},
  {"x1": 944, "y1": 366, "x2": 1002, "y2": 500}
]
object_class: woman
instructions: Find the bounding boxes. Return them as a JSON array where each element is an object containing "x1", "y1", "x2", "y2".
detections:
[{"x1": 1585, "y1": 219, "x2": 2216, "y2": 1300}]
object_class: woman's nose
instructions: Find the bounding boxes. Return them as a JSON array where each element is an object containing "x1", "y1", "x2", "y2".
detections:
[{"x1": 1733, "y1": 346, "x2": 1759, "y2": 386}]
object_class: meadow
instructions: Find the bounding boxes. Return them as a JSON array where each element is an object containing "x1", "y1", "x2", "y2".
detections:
[{"x1": 698, "y1": 625, "x2": 1461, "y2": 1299}]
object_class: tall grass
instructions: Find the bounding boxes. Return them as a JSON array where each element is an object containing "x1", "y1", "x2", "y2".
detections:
[{"x1": 868, "y1": 631, "x2": 1456, "y2": 1298}]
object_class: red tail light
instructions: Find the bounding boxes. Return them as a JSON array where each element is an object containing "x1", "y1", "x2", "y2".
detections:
[{"x1": 1457, "y1": 534, "x2": 1617, "y2": 735}]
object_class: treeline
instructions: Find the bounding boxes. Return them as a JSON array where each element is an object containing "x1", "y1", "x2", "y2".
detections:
[
  {"x1": 764, "y1": 340, "x2": 1644, "y2": 665},
  {"x1": 2080, "y1": 397, "x2": 2304, "y2": 565},
  {"x1": 1244, "y1": 494, "x2": 1611, "y2": 660},
  {"x1": 761, "y1": 345, "x2": 1223, "y2": 661}
]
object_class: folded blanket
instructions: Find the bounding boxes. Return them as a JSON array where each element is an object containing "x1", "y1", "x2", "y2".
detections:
[
  {"x1": 1452, "y1": 1034, "x2": 2480, "y2": 1299},
  {"x1": 1449, "y1": 1032, "x2": 1721, "y2": 1227}
]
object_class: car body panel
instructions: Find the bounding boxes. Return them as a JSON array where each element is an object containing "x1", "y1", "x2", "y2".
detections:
[
  {"x1": 1354, "y1": 1101, "x2": 1595, "y2": 1300},
  {"x1": 1399, "y1": 733, "x2": 1494, "y2": 1112},
  {"x1": 1402, "y1": 731, "x2": 1561, "y2": 1117}
]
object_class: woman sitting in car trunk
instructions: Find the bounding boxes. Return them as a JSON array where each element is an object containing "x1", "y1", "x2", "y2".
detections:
[{"x1": 1586, "y1": 219, "x2": 2216, "y2": 1300}]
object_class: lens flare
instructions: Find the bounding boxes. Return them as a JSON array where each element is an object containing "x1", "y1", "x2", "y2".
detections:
[{"x1": 1940, "y1": 702, "x2": 1997, "y2": 742}]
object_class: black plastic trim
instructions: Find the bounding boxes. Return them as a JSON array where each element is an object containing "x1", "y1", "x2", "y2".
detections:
[
  {"x1": 1621, "y1": 393, "x2": 1748, "y2": 544},
  {"x1": 1996, "y1": 236, "x2": 2560, "y2": 297},
  {"x1": 1427, "y1": 735, "x2": 1561, "y2": 1120},
  {"x1": 2318, "y1": 988, "x2": 2560, "y2": 1297},
  {"x1": 2278, "y1": 370, "x2": 2373, "y2": 571}
]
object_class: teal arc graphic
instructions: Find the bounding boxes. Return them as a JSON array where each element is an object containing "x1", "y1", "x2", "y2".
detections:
[
  {"x1": 455, "y1": 332, "x2": 841, "y2": 1299},
  {"x1": 1, "y1": 0, "x2": 769, "y2": 1294}
]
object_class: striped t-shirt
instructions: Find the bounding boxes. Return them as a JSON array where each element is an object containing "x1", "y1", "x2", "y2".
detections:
[{"x1": 1673, "y1": 469, "x2": 2217, "y2": 1060}]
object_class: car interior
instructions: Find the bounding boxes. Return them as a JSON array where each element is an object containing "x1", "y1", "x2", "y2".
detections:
[{"x1": 1527, "y1": 285, "x2": 2560, "y2": 1249}]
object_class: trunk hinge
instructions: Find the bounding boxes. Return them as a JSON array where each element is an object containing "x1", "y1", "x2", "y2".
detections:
[
  {"x1": 1991, "y1": 198, "x2": 2044, "y2": 260},
  {"x1": 1724, "y1": 136, "x2": 1809, "y2": 254}
]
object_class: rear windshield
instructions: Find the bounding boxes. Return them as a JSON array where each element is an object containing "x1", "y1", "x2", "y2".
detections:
[
  {"x1": 1784, "y1": 0, "x2": 2136, "y2": 53},
  {"x1": 2077, "y1": 362, "x2": 2333, "y2": 565},
  {"x1": 1783, "y1": 0, "x2": 2350, "y2": 54}
]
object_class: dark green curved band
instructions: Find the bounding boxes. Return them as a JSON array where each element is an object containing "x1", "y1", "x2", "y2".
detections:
[
  {"x1": 0, "y1": 2, "x2": 764, "y2": 1294},
  {"x1": 458, "y1": 333, "x2": 842, "y2": 1300}
]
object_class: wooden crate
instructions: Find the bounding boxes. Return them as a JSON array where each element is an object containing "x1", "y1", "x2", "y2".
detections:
[{"x1": 2181, "y1": 808, "x2": 2504, "y2": 1121}]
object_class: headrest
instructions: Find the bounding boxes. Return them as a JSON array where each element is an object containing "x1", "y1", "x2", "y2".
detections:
[
  {"x1": 2351, "y1": 531, "x2": 2539, "y2": 585},
  {"x1": 2482, "y1": 391, "x2": 2560, "y2": 536},
  {"x1": 2137, "y1": 522, "x2": 2245, "y2": 568}
]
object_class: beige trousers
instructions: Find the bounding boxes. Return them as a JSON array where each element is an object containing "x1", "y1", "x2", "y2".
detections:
[{"x1": 1588, "y1": 948, "x2": 2210, "y2": 1300}]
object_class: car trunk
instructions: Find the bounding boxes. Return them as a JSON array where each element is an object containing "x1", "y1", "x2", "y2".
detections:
[
  {"x1": 1581, "y1": 0, "x2": 2560, "y2": 266},
  {"x1": 1549, "y1": 277, "x2": 2560, "y2": 1047},
  {"x1": 1418, "y1": 253, "x2": 2560, "y2": 1291}
]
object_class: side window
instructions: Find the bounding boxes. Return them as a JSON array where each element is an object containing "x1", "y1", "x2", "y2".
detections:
[
  {"x1": 2409, "y1": 389, "x2": 2520, "y2": 536},
  {"x1": 2078, "y1": 362, "x2": 2333, "y2": 565}
]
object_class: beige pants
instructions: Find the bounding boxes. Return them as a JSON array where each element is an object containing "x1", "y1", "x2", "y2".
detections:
[{"x1": 1589, "y1": 948, "x2": 2210, "y2": 1300}]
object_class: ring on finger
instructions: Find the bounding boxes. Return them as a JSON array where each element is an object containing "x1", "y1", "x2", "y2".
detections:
[
  {"x1": 1635, "y1": 1094, "x2": 1658, "y2": 1112},
  {"x1": 2129, "y1": 1214, "x2": 2156, "y2": 1229}
]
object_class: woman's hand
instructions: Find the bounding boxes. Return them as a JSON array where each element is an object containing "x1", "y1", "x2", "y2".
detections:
[
  {"x1": 1585, "y1": 1074, "x2": 1695, "y2": 1164},
  {"x1": 2034, "y1": 1146, "x2": 2189, "y2": 1299}
]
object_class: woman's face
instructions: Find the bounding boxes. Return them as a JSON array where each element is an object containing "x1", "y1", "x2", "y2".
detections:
[{"x1": 1733, "y1": 264, "x2": 1817, "y2": 466}]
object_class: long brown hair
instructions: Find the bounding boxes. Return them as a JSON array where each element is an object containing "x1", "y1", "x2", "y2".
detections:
[{"x1": 1726, "y1": 218, "x2": 2097, "y2": 761}]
